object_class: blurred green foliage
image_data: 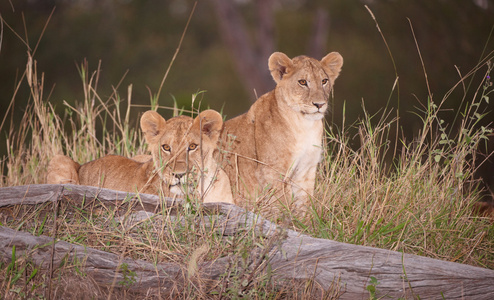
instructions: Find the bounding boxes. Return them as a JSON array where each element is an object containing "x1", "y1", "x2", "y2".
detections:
[{"x1": 1, "y1": 0, "x2": 493, "y2": 140}]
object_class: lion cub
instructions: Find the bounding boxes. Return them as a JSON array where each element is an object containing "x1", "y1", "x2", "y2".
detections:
[
  {"x1": 222, "y1": 51, "x2": 343, "y2": 213},
  {"x1": 47, "y1": 110, "x2": 233, "y2": 204}
]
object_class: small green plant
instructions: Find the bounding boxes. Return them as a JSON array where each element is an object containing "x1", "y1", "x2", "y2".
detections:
[
  {"x1": 5, "y1": 246, "x2": 22, "y2": 287},
  {"x1": 3, "y1": 246, "x2": 41, "y2": 297},
  {"x1": 118, "y1": 263, "x2": 137, "y2": 288},
  {"x1": 366, "y1": 276, "x2": 380, "y2": 300}
]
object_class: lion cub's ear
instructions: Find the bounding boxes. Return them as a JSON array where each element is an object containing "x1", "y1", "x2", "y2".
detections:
[
  {"x1": 268, "y1": 52, "x2": 294, "y2": 83},
  {"x1": 193, "y1": 110, "x2": 223, "y2": 138},
  {"x1": 141, "y1": 110, "x2": 167, "y2": 144},
  {"x1": 321, "y1": 52, "x2": 343, "y2": 82}
]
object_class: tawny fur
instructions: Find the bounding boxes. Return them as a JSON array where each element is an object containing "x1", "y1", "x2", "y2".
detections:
[
  {"x1": 46, "y1": 155, "x2": 81, "y2": 185},
  {"x1": 222, "y1": 51, "x2": 343, "y2": 212},
  {"x1": 78, "y1": 155, "x2": 159, "y2": 194}
]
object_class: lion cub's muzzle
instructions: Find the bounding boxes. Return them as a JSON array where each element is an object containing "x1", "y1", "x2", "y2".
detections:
[
  {"x1": 302, "y1": 101, "x2": 327, "y2": 120},
  {"x1": 312, "y1": 102, "x2": 327, "y2": 113},
  {"x1": 312, "y1": 102, "x2": 325, "y2": 109},
  {"x1": 167, "y1": 161, "x2": 197, "y2": 196},
  {"x1": 169, "y1": 171, "x2": 186, "y2": 195}
]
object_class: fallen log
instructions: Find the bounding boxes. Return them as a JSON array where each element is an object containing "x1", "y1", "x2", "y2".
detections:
[{"x1": 1, "y1": 184, "x2": 493, "y2": 299}]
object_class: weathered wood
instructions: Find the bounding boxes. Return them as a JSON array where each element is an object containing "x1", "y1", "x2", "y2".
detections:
[
  {"x1": 272, "y1": 235, "x2": 494, "y2": 299},
  {"x1": 0, "y1": 183, "x2": 163, "y2": 210},
  {"x1": 0, "y1": 184, "x2": 279, "y2": 236},
  {"x1": 1, "y1": 184, "x2": 494, "y2": 298},
  {"x1": 0, "y1": 225, "x2": 230, "y2": 295}
]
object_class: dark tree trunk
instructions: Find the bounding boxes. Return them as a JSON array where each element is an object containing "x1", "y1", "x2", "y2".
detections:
[{"x1": 210, "y1": 0, "x2": 274, "y2": 100}]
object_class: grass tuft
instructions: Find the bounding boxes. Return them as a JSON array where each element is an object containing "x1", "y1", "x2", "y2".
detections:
[{"x1": 305, "y1": 54, "x2": 494, "y2": 269}]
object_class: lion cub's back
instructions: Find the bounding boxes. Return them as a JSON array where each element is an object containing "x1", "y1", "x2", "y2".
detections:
[{"x1": 79, "y1": 155, "x2": 154, "y2": 192}]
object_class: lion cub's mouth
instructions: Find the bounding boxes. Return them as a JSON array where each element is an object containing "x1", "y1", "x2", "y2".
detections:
[
  {"x1": 299, "y1": 102, "x2": 327, "y2": 119},
  {"x1": 302, "y1": 110, "x2": 326, "y2": 120},
  {"x1": 168, "y1": 177, "x2": 196, "y2": 196},
  {"x1": 169, "y1": 183, "x2": 185, "y2": 196}
]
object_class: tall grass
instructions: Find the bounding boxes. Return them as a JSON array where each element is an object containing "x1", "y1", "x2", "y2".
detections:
[
  {"x1": 307, "y1": 54, "x2": 494, "y2": 269},
  {"x1": 1, "y1": 54, "x2": 147, "y2": 187}
]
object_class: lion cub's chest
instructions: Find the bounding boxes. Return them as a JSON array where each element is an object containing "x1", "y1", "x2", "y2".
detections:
[{"x1": 288, "y1": 122, "x2": 323, "y2": 179}]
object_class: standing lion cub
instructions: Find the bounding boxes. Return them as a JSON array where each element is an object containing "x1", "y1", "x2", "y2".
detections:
[
  {"x1": 222, "y1": 51, "x2": 343, "y2": 213},
  {"x1": 47, "y1": 110, "x2": 233, "y2": 204}
]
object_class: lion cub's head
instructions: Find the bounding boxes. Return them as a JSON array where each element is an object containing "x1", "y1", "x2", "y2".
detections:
[
  {"x1": 268, "y1": 52, "x2": 343, "y2": 120},
  {"x1": 140, "y1": 110, "x2": 227, "y2": 200}
]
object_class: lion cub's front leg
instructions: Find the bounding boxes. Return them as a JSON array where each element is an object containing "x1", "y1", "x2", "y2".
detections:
[{"x1": 46, "y1": 154, "x2": 81, "y2": 185}]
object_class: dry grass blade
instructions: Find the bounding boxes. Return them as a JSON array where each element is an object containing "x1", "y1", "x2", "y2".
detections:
[{"x1": 155, "y1": 1, "x2": 198, "y2": 105}]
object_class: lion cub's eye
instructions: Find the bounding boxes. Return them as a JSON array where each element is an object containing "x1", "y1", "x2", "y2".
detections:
[
  {"x1": 188, "y1": 143, "x2": 198, "y2": 151},
  {"x1": 298, "y1": 79, "x2": 308, "y2": 86},
  {"x1": 162, "y1": 144, "x2": 171, "y2": 152},
  {"x1": 322, "y1": 79, "x2": 328, "y2": 85}
]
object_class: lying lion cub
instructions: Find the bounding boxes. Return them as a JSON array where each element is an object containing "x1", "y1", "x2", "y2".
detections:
[
  {"x1": 223, "y1": 51, "x2": 343, "y2": 212},
  {"x1": 47, "y1": 110, "x2": 233, "y2": 203}
]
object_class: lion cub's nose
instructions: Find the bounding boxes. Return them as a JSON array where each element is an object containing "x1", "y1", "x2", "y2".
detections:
[{"x1": 312, "y1": 102, "x2": 325, "y2": 109}]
